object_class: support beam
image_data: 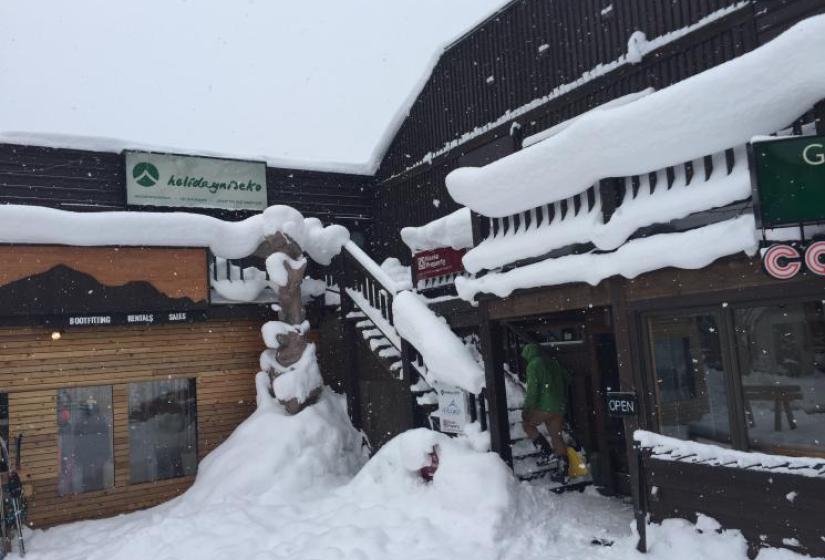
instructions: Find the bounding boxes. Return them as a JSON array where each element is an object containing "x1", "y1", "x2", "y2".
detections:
[{"x1": 477, "y1": 299, "x2": 512, "y2": 466}]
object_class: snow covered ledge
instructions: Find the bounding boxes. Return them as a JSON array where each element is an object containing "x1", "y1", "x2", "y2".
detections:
[
  {"x1": 0, "y1": 204, "x2": 348, "y2": 263},
  {"x1": 446, "y1": 15, "x2": 825, "y2": 218},
  {"x1": 635, "y1": 430, "x2": 825, "y2": 478},
  {"x1": 400, "y1": 207, "x2": 474, "y2": 254},
  {"x1": 455, "y1": 214, "x2": 758, "y2": 301}
]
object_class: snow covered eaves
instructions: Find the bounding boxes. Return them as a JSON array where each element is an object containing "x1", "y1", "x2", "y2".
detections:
[
  {"x1": 455, "y1": 214, "x2": 758, "y2": 301},
  {"x1": 400, "y1": 208, "x2": 473, "y2": 253},
  {"x1": 463, "y1": 146, "x2": 751, "y2": 273},
  {"x1": 0, "y1": 204, "x2": 349, "y2": 263},
  {"x1": 446, "y1": 13, "x2": 825, "y2": 218}
]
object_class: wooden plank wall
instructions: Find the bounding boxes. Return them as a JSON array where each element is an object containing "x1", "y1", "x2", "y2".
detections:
[
  {"x1": 0, "y1": 143, "x2": 374, "y2": 228},
  {"x1": 645, "y1": 457, "x2": 825, "y2": 557},
  {"x1": 0, "y1": 319, "x2": 260, "y2": 528}
]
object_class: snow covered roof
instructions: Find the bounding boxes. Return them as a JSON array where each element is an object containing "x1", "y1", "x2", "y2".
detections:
[
  {"x1": 0, "y1": 1, "x2": 505, "y2": 174},
  {"x1": 446, "y1": 15, "x2": 825, "y2": 218}
]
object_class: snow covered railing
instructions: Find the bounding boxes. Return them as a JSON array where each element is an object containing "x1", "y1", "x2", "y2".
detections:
[
  {"x1": 339, "y1": 243, "x2": 401, "y2": 351},
  {"x1": 463, "y1": 126, "x2": 806, "y2": 276},
  {"x1": 634, "y1": 430, "x2": 825, "y2": 479}
]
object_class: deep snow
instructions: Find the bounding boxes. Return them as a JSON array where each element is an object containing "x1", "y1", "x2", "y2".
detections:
[{"x1": 14, "y1": 378, "x2": 812, "y2": 560}]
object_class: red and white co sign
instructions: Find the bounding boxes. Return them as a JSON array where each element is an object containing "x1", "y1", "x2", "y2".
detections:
[
  {"x1": 804, "y1": 241, "x2": 825, "y2": 276},
  {"x1": 763, "y1": 244, "x2": 801, "y2": 280},
  {"x1": 763, "y1": 242, "x2": 825, "y2": 279}
]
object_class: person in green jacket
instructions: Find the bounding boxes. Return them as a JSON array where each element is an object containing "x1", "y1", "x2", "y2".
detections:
[{"x1": 521, "y1": 343, "x2": 571, "y2": 482}]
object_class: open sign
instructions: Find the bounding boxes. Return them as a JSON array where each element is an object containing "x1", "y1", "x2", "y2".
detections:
[
  {"x1": 762, "y1": 242, "x2": 825, "y2": 280},
  {"x1": 606, "y1": 392, "x2": 638, "y2": 417}
]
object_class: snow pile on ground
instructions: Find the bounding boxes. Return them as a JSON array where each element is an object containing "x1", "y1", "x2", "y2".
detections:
[
  {"x1": 0, "y1": 204, "x2": 349, "y2": 262},
  {"x1": 456, "y1": 213, "x2": 759, "y2": 301},
  {"x1": 393, "y1": 291, "x2": 486, "y2": 393},
  {"x1": 446, "y1": 14, "x2": 825, "y2": 217},
  {"x1": 17, "y1": 382, "x2": 814, "y2": 560},
  {"x1": 400, "y1": 208, "x2": 474, "y2": 253}
]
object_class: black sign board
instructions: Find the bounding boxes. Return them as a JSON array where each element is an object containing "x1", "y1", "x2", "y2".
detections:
[{"x1": 606, "y1": 392, "x2": 638, "y2": 417}]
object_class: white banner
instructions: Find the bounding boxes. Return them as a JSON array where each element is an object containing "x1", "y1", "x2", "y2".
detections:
[{"x1": 125, "y1": 151, "x2": 267, "y2": 211}]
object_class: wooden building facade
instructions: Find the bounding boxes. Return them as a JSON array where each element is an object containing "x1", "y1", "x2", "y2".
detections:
[{"x1": 0, "y1": 144, "x2": 371, "y2": 527}]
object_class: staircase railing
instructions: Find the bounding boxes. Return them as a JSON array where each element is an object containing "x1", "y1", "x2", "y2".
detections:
[{"x1": 339, "y1": 240, "x2": 401, "y2": 351}]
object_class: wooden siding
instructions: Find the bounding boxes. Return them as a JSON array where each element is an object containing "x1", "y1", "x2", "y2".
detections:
[
  {"x1": 644, "y1": 457, "x2": 825, "y2": 557},
  {"x1": 0, "y1": 319, "x2": 260, "y2": 527},
  {"x1": 0, "y1": 143, "x2": 374, "y2": 226},
  {"x1": 372, "y1": 0, "x2": 825, "y2": 262}
]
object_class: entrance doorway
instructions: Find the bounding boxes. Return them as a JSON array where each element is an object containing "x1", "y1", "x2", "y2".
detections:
[{"x1": 499, "y1": 307, "x2": 629, "y2": 494}]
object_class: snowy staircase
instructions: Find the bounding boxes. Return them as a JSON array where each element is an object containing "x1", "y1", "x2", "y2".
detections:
[
  {"x1": 509, "y1": 407, "x2": 560, "y2": 481},
  {"x1": 339, "y1": 242, "x2": 438, "y2": 407},
  {"x1": 350, "y1": 313, "x2": 404, "y2": 377}
]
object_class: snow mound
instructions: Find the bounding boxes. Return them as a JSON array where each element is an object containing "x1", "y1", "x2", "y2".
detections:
[
  {"x1": 185, "y1": 375, "x2": 366, "y2": 507},
  {"x1": 345, "y1": 428, "x2": 516, "y2": 547}
]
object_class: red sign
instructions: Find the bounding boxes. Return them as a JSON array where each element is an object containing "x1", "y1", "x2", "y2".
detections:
[
  {"x1": 763, "y1": 242, "x2": 825, "y2": 280},
  {"x1": 413, "y1": 247, "x2": 466, "y2": 282}
]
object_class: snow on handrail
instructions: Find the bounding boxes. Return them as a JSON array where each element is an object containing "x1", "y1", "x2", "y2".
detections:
[
  {"x1": 635, "y1": 430, "x2": 825, "y2": 479},
  {"x1": 344, "y1": 240, "x2": 399, "y2": 295}
]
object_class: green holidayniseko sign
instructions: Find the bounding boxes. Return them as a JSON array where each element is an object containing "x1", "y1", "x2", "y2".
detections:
[
  {"x1": 125, "y1": 151, "x2": 267, "y2": 211},
  {"x1": 751, "y1": 135, "x2": 825, "y2": 228}
]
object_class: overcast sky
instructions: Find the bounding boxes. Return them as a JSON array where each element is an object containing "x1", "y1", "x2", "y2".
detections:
[{"x1": 0, "y1": 0, "x2": 507, "y2": 173}]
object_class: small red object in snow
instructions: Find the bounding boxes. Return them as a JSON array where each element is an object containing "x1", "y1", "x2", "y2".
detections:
[{"x1": 419, "y1": 446, "x2": 439, "y2": 482}]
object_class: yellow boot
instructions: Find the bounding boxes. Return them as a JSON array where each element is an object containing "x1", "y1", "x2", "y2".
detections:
[{"x1": 566, "y1": 447, "x2": 589, "y2": 478}]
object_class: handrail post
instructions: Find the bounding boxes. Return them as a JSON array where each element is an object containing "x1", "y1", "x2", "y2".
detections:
[
  {"x1": 337, "y1": 253, "x2": 362, "y2": 431},
  {"x1": 634, "y1": 441, "x2": 648, "y2": 553}
]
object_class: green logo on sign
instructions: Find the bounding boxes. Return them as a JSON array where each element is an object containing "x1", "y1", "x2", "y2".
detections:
[{"x1": 132, "y1": 162, "x2": 160, "y2": 187}]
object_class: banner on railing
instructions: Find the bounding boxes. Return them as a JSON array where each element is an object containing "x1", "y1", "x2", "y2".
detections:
[
  {"x1": 435, "y1": 383, "x2": 470, "y2": 434},
  {"x1": 413, "y1": 247, "x2": 466, "y2": 282}
]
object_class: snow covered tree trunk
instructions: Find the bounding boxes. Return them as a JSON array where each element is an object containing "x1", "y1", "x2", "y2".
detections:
[{"x1": 257, "y1": 232, "x2": 322, "y2": 414}]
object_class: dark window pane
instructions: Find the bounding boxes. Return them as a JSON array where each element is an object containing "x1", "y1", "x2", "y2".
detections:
[
  {"x1": 57, "y1": 386, "x2": 114, "y2": 495},
  {"x1": 648, "y1": 314, "x2": 731, "y2": 444},
  {"x1": 128, "y1": 379, "x2": 197, "y2": 483},
  {"x1": 735, "y1": 302, "x2": 825, "y2": 455}
]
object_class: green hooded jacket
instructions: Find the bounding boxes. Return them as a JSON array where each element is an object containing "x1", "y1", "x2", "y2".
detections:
[{"x1": 522, "y1": 343, "x2": 571, "y2": 414}]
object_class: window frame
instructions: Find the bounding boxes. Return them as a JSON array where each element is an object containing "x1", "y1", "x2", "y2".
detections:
[
  {"x1": 641, "y1": 306, "x2": 743, "y2": 448},
  {"x1": 638, "y1": 292, "x2": 825, "y2": 457},
  {"x1": 56, "y1": 384, "x2": 116, "y2": 496},
  {"x1": 126, "y1": 377, "x2": 198, "y2": 485}
]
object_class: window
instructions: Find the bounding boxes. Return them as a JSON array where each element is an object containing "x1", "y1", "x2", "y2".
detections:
[
  {"x1": 57, "y1": 386, "x2": 114, "y2": 495},
  {"x1": 647, "y1": 313, "x2": 731, "y2": 444},
  {"x1": 734, "y1": 301, "x2": 825, "y2": 455},
  {"x1": 128, "y1": 379, "x2": 197, "y2": 483}
]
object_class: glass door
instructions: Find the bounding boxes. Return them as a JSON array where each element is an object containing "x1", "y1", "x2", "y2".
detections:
[{"x1": 645, "y1": 311, "x2": 733, "y2": 445}]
